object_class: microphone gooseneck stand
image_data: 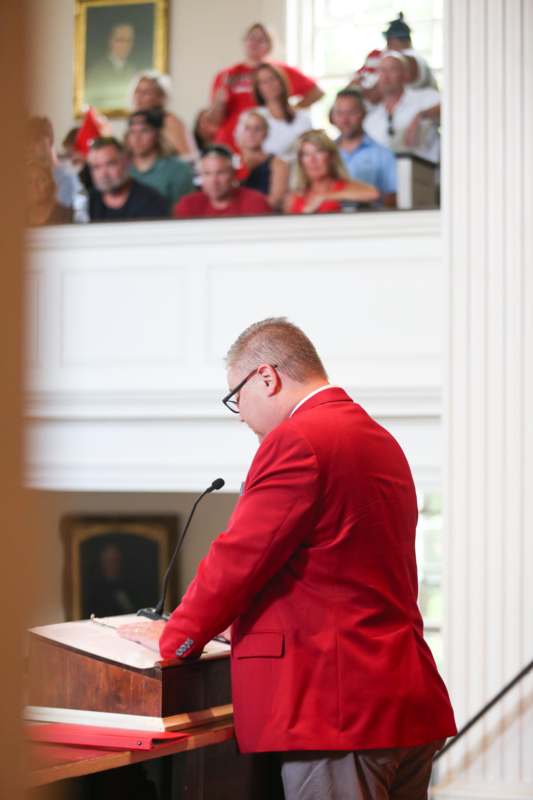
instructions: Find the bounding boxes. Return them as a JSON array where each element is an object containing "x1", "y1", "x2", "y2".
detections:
[{"x1": 136, "y1": 477, "x2": 225, "y2": 620}]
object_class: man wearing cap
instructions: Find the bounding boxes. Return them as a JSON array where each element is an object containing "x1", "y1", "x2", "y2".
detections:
[
  {"x1": 363, "y1": 51, "x2": 441, "y2": 164},
  {"x1": 384, "y1": 12, "x2": 438, "y2": 90},
  {"x1": 126, "y1": 110, "x2": 195, "y2": 206},
  {"x1": 330, "y1": 88, "x2": 397, "y2": 207}
]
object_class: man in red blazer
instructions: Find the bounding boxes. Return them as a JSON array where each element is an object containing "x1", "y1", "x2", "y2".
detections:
[{"x1": 120, "y1": 317, "x2": 456, "y2": 799}]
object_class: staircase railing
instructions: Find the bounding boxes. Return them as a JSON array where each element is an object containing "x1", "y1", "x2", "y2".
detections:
[{"x1": 434, "y1": 657, "x2": 533, "y2": 760}]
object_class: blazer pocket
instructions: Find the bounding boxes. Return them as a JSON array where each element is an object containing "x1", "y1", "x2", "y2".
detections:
[{"x1": 235, "y1": 632, "x2": 284, "y2": 659}]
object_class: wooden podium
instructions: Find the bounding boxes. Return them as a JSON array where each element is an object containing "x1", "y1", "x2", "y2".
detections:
[
  {"x1": 25, "y1": 617, "x2": 283, "y2": 799},
  {"x1": 26, "y1": 616, "x2": 232, "y2": 731}
]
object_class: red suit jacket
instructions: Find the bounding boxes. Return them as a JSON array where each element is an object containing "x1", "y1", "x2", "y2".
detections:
[{"x1": 160, "y1": 388, "x2": 456, "y2": 753}]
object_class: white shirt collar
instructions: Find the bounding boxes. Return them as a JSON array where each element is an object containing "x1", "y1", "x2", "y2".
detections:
[{"x1": 289, "y1": 384, "x2": 337, "y2": 417}]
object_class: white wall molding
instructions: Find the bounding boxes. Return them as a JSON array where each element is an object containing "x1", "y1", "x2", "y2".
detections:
[
  {"x1": 26, "y1": 385, "x2": 441, "y2": 421},
  {"x1": 24, "y1": 456, "x2": 249, "y2": 494},
  {"x1": 26, "y1": 210, "x2": 440, "y2": 251},
  {"x1": 25, "y1": 414, "x2": 441, "y2": 494}
]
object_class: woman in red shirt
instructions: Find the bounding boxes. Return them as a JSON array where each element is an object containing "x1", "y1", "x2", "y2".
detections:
[
  {"x1": 209, "y1": 23, "x2": 323, "y2": 151},
  {"x1": 284, "y1": 130, "x2": 380, "y2": 214}
]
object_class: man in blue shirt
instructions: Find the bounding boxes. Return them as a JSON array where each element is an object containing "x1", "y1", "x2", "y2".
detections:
[{"x1": 331, "y1": 88, "x2": 397, "y2": 207}]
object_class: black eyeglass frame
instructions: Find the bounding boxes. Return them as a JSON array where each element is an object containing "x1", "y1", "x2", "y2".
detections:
[{"x1": 222, "y1": 364, "x2": 278, "y2": 414}]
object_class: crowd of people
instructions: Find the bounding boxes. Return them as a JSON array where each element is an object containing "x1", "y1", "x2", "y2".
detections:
[{"x1": 27, "y1": 13, "x2": 441, "y2": 226}]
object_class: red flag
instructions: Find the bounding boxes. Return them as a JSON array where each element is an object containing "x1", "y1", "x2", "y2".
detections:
[{"x1": 74, "y1": 107, "x2": 103, "y2": 156}]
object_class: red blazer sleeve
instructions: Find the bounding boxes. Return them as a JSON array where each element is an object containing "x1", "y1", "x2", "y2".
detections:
[{"x1": 159, "y1": 424, "x2": 319, "y2": 660}]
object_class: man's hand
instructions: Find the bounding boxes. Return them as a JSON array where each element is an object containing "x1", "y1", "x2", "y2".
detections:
[{"x1": 117, "y1": 619, "x2": 166, "y2": 652}]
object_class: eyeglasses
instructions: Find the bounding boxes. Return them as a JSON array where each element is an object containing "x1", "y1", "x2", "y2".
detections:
[
  {"x1": 387, "y1": 112, "x2": 395, "y2": 139},
  {"x1": 222, "y1": 364, "x2": 278, "y2": 414}
]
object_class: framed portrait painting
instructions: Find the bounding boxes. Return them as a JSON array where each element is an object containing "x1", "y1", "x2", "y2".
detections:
[
  {"x1": 61, "y1": 514, "x2": 178, "y2": 620},
  {"x1": 74, "y1": 0, "x2": 168, "y2": 117}
]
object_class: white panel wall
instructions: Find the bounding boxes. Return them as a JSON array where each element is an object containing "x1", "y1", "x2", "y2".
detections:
[
  {"x1": 436, "y1": 1, "x2": 533, "y2": 797},
  {"x1": 26, "y1": 211, "x2": 443, "y2": 493}
]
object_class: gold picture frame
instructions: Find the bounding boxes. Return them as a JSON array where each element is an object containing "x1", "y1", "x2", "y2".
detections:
[
  {"x1": 61, "y1": 514, "x2": 178, "y2": 620},
  {"x1": 74, "y1": 0, "x2": 168, "y2": 118}
]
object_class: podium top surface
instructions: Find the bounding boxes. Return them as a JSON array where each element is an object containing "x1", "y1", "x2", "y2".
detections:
[{"x1": 30, "y1": 615, "x2": 230, "y2": 671}]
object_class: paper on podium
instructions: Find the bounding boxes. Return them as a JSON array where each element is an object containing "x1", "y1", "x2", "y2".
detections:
[{"x1": 30, "y1": 615, "x2": 230, "y2": 670}]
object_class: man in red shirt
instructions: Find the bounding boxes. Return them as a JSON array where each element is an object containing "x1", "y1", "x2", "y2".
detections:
[
  {"x1": 120, "y1": 318, "x2": 456, "y2": 799},
  {"x1": 173, "y1": 145, "x2": 271, "y2": 218},
  {"x1": 209, "y1": 23, "x2": 323, "y2": 150}
]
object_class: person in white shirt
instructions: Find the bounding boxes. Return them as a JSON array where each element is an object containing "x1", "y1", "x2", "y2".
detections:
[
  {"x1": 383, "y1": 12, "x2": 439, "y2": 90},
  {"x1": 363, "y1": 51, "x2": 441, "y2": 164},
  {"x1": 252, "y1": 63, "x2": 312, "y2": 162}
]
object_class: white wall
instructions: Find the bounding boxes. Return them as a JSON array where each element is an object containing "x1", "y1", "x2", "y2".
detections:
[
  {"x1": 26, "y1": 211, "x2": 443, "y2": 495},
  {"x1": 28, "y1": 0, "x2": 287, "y2": 143},
  {"x1": 31, "y1": 489, "x2": 240, "y2": 627}
]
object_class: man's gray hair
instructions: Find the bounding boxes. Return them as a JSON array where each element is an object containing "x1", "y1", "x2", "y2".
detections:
[{"x1": 226, "y1": 318, "x2": 327, "y2": 383}]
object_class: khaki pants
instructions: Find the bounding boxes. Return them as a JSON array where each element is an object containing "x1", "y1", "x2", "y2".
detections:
[{"x1": 280, "y1": 740, "x2": 445, "y2": 800}]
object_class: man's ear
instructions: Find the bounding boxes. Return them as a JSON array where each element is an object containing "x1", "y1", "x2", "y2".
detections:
[{"x1": 257, "y1": 363, "x2": 281, "y2": 396}]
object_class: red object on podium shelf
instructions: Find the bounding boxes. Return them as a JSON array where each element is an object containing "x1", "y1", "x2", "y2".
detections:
[{"x1": 27, "y1": 723, "x2": 188, "y2": 751}]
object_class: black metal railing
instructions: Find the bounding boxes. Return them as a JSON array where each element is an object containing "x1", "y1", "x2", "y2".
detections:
[{"x1": 434, "y1": 657, "x2": 533, "y2": 760}]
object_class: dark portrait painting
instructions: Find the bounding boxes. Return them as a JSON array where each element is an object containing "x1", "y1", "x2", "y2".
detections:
[
  {"x1": 75, "y1": 0, "x2": 168, "y2": 116},
  {"x1": 62, "y1": 515, "x2": 178, "y2": 620}
]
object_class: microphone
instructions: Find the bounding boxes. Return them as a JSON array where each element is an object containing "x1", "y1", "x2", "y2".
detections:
[{"x1": 137, "y1": 477, "x2": 225, "y2": 620}]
